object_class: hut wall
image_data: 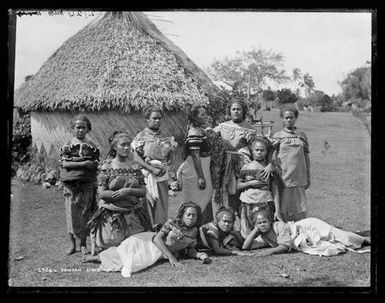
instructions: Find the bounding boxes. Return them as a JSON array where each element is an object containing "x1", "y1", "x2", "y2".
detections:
[{"x1": 31, "y1": 110, "x2": 188, "y2": 172}]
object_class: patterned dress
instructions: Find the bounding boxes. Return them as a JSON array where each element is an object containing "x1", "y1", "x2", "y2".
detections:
[
  {"x1": 199, "y1": 221, "x2": 242, "y2": 250},
  {"x1": 271, "y1": 127, "x2": 310, "y2": 222},
  {"x1": 238, "y1": 160, "x2": 276, "y2": 238},
  {"x1": 131, "y1": 127, "x2": 176, "y2": 225},
  {"x1": 87, "y1": 159, "x2": 151, "y2": 249},
  {"x1": 98, "y1": 218, "x2": 198, "y2": 277},
  {"x1": 214, "y1": 121, "x2": 257, "y2": 215},
  {"x1": 59, "y1": 140, "x2": 100, "y2": 240}
]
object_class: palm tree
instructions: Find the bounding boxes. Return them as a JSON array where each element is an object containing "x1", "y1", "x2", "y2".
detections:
[{"x1": 299, "y1": 73, "x2": 315, "y2": 105}]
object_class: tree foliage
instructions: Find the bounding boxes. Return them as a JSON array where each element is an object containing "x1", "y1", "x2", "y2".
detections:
[
  {"x1": 339, "y1": 65, "x2": 371, "y2": 106},
  {"x1": 299, "y1": 73, "x2": 315, "y2": 99},
  {"x1": 208, "y1": 47, "x2": 291, "y2": 95},
  {"x1": 12, "y1": 113, "x2": 32, "y2": 175},
  {"x1": 276, "y1": 88, "x2": 298, "y2": 105},
  {"x1": 262, "y1": 88, "x2": 276, "y2": 101}
]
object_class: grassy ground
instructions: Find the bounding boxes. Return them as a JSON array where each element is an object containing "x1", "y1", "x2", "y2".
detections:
[{"x1": 8, "y1": 109, "x2": 371, "y2": 288}]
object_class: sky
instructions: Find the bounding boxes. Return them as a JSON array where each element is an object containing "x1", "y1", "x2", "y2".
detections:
[{"x1": 13, "y1": 10, "x2": 372, "y2": 96}]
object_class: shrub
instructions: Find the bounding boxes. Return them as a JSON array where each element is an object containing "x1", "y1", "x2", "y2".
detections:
[
  {"x1": 276, "y1": 88, "x2": 298, "y2": 105},
  {"x1": 12, "y1": 113, "x2": 32, "y2": 176}
]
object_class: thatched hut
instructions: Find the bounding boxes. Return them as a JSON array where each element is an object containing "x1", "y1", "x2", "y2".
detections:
[{"x1": 15, "y1": 11, "x2": 221, "y2": 171}]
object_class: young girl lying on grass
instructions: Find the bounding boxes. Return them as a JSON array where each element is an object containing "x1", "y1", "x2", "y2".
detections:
[
  {"x1": 199, "y1": 207, "x2": 253, "y2": 256},
  {"x1": 83, "y1": 202, "x2": 211, "y2": 277},
  {"x1": 242, "y1": 208, "x2": 370, "y2": 257}
]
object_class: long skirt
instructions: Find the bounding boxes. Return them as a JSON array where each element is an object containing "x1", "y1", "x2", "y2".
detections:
[
  {"x1": 62, "y1": 181, "x2": 97, "y2": 239},
  {"x1": 221, "y1": 151, "x2": 244, "y2": 214},
  {"x1": 99, "y1": 232, "x2": 163, "y2": 277},
  {"x1": 280, "y1": 186, "x2": 307, "y2": 222},
  {"x1": 180, "y1": 155, "x2": 214, "y2": 224},
  {"x1": 152, "y1": 180, "x2": 169, "y2": 226},
  {"x1": 240, "y1": 201, "x2": 275, "y2": 238},
  {"x1": 90, "y1": 209, "x2": 148, "y2": 249}
]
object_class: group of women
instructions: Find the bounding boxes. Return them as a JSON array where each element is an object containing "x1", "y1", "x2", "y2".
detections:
[{"x1": 59, "y1": 100, "x2": 370, "y2": 277}]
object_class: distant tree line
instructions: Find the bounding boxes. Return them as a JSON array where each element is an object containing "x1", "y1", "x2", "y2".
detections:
[{"x1": 207, "y1": 48, "x2": 371, "y2": 116}]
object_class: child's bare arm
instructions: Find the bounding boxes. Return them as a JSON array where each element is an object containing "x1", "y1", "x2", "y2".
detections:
[
  {"x1": 186, "y1": 248, "x2": 210, "y2": 261},
  {"x1": 254, "y1": 244, "x2": 289, "y2": 256},
  {"x1": 61, "y1": 160, "x2": 96, "y2": 170},
  {"x1": 208, "y1": 237, "x2": 252, "y2": 256},
  {"x1": 237, "y1": 178, "x2": 264, "y2": 192},
  {"x1": 272, "y1": 181, "x2": 282, "y2": 221},
  {"x1": 305, "y1": 153, "x2": 311, "y2": 189},
  {"x1": 242, "y1": 226, "x2": 261, "y2": 250},
  {"x1": 153, "y1": 231, "x2": 183, "y2": 267}
]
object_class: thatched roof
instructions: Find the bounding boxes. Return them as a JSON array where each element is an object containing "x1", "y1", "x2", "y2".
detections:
[{"x1": 16, "y1": 11, "x2": 220, "y2": 112}]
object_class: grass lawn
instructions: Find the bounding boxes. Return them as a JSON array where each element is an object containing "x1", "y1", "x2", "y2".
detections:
[{"x1": 8, "y1": 109, "x2": 372, "y2": 289}]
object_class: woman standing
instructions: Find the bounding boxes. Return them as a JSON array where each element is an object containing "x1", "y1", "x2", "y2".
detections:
[
  {"x1": 214, "y1": 100, "x2": 273, "y2": 224},
  {"x1": 60, "y1": 115, "x2": 100, "y2": 255},
  {"x1": 131, "y1": 106, "x2": 177, "y2": 227},
  {"x1": 178, "y1": 104, "x2": 214, "y2": 224},
  {"x1": 272, "y1": 105, "x2": 311, "y2": 222},
  {"x1": 88, "y1": 132, "x2": 151, "y2": 254}
]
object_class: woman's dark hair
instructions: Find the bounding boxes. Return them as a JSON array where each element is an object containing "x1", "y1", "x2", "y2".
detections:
[
  {"x1": 251, "y1": 208, "x2": 272, "y2": 225},
  {"x1": 214, "y1": 207, "x2": 236, "y2": 224},
  {"x1": 185, "y1": 103, "x2": 204, "y2": 127},
  {"x1": 176, "y1": 202, "x2": 202, "y2": 228},
  {"x1": 71, "y1": 115, "x2": 92, "y2": 131},
  {"x1": 144, "y1": 106, "x2": 163, "y2": 120},
  {"x1": 107, "y1": 131, "x2": 131, "y2": 158},
  {"x1": 250, "y1": 137, "x2": 273, "y2": 161},
  {"x1": 227, "y1": 99, "x2": 248, "y2": 121},
  {"x1": 279, "y1": 105, "x2": 299, "y2": 119}
]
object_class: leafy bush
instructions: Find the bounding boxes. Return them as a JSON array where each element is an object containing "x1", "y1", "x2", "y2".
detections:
[
  {"x1": 276, "y1": 88, "x2": 298, "y2": 105},
  {"x1": 12, "y1": 113, "x2": 32, "y2": 175}
]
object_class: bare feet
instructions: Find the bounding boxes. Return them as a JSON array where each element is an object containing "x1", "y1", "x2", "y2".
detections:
[
  {"x1": 80, "y1": 246, "x2": 89, "y2": 255},
  {"x1": 362, "y1": 237, "x2": 371, "y2": 246},
  {"x1": 66, "y1": 234, "x2": 76, "y2": 255},
  {"x1": 80, "y1": 237, "x2": 88, "y2": 255},
  {"x1": 81, "y1": 255, "x2": 101, "y2": 263}
]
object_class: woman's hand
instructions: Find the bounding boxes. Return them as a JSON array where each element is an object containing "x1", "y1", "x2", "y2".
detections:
[
  {"x1": 274, "y1": 211, "x2": 283, "y2": 222},
  {"x1": 247, "y1": 180, "x2": 264, "y2": 188},
  {"x1": 111, "y1": 188, "x2": 130, "y2": 199},
  {"x1": 260, "y1": 163, "x2": 274, "y2": 179},
  {"x1": 84, "y1": 160, "x2": 98, "y2": 170},
  {"x1": 198, "y1": 177, "x2": 206, "y2": 190},
  {"x1": 305, "y1": 179, "x2": 311, "y2": 190},
  {"x1": 252, "y1": 250, "x2": 272, "y2": 257},
  {"x1": 168, "y1": 255, "x2": 183, "y2": 268},
  {"x1": 233, "y1": 250, "x2": 254, "y2": 256}
]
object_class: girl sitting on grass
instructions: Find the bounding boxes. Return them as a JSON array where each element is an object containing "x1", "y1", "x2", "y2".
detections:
[
  {"x1": 242, "y1": 208, "x2": 370, "y2": 257},
  {"x1": 199, "y1": 207, "x2": 253, "y2": 256},
  {"x1": 83, "y1": 202, "x2": 211, "y2": 277}
]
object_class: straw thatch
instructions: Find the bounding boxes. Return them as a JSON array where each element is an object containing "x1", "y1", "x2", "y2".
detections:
[
  {"x1": 16, "y1": 11, "x2": 219, "y2": 112},
  {"x1": 14, "y1": 11, "x2": 221, "y2": 171}
]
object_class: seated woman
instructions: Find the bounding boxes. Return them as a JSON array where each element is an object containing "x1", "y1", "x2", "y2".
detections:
[
  {"x1": 199, "y1": 208, "x2": 253, "y2": 256},
  {"x1": 83, "y1": 202, "x2": 211, "y2": 277},
  {"x1": 87, "y1": 132, "x2": 151, "y2": 254},
  {"x1": 242, "y1": 208, "x2": 370, "y2": 257}
]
